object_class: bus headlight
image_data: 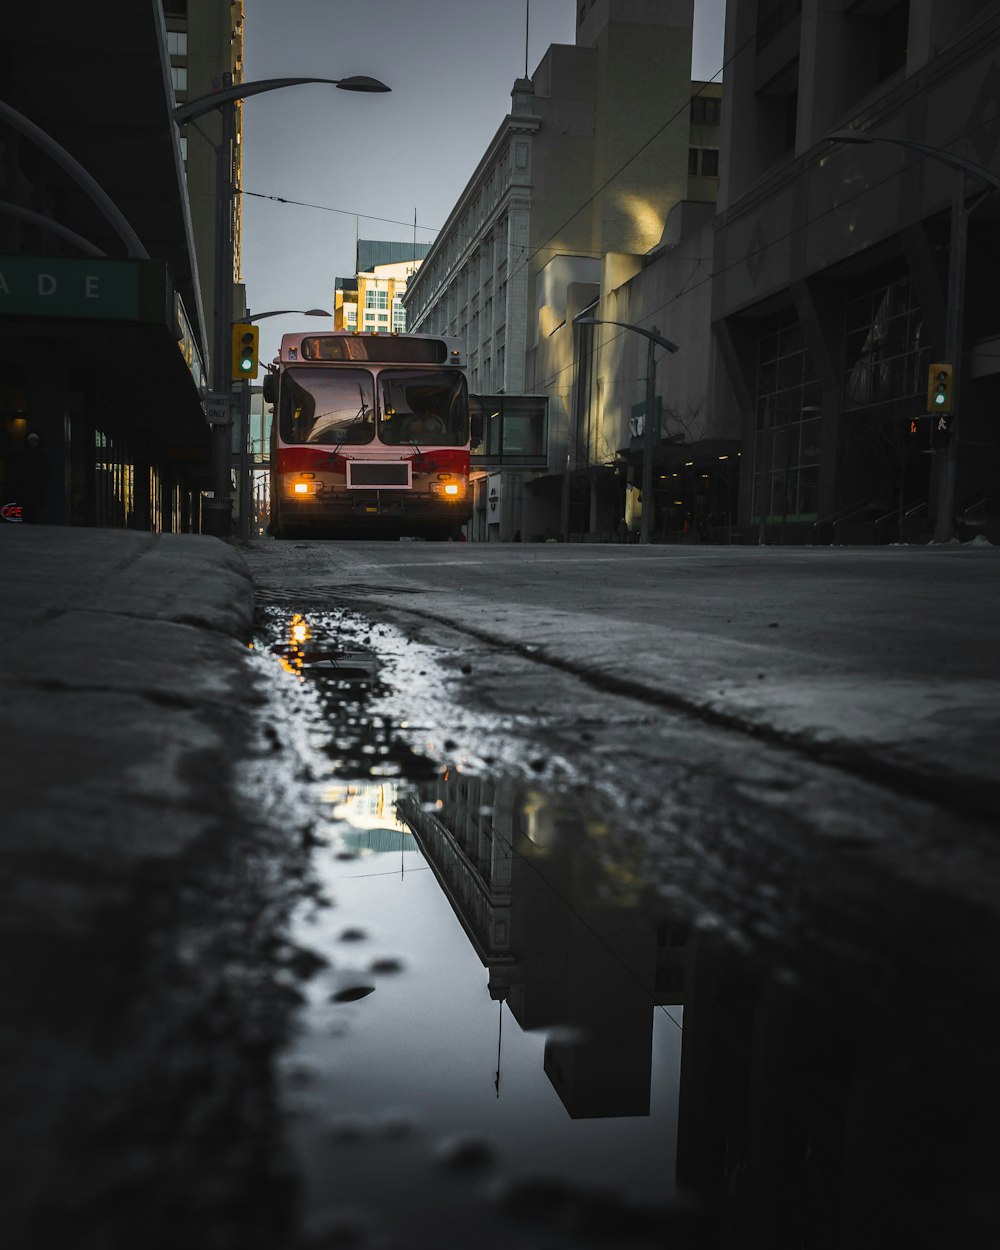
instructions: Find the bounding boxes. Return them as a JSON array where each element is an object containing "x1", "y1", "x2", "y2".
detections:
[
  {"x1": 432, "y1": 475, "x2": 463, "y2": 499},
  {"x1": 288, "y1": 475, "x2": 320, "y2": 498}
]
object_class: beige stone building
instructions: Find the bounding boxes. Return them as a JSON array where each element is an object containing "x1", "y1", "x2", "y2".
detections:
[{"x1": 405, "y1": 0, "x2": 719, "y2": 540}]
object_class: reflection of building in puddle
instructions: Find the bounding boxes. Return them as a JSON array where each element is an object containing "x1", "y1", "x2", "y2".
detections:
[
  {"x1": 369, "y1": 765, "x2": 994, "y2": 1239},
  {"x1": 396, "y1": 775, "x2": 690, "y2": 1120}
]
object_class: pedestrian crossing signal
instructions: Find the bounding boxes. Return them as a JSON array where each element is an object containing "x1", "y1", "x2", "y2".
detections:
[
  {"x1": 926, "y1": 362, "x2": 952, "y2": 414},
  {"x1": 231, "y1": 323, "x2": 259, "y2": 380},
  {"x1": 932, "y1": 412, "x2": 953, "y2": 448}
]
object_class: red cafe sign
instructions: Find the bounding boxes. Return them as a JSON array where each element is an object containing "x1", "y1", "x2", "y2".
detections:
[{"x1": 1, "y1": 502, "x2": 24, "y2": 522}]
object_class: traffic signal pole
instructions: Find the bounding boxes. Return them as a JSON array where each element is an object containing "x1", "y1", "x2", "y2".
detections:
[
  {"x1": 205, "y1": 91, "x2": 237, "y2": 539},
  {"x1": 933, "y1": 167, "x2": 967, "y2": 544}
]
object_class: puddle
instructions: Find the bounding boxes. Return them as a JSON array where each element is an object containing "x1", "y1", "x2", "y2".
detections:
[
  {"x1": 252, "y1": 605, "x2": 689, "y2": 1247},
  {"x1": 250, "y1": 605, "x2": 1000, "y2": 1250}
]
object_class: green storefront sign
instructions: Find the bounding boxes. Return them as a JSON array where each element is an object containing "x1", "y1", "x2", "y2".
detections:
[{"x1": 0, "y1": 255, "x2": 141, "y2": 320}]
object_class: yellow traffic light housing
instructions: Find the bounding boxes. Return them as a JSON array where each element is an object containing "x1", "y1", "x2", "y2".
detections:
[
  {"x1": 232, "y1": 323, "x2": 259, "y2": 380},
  {"x1": 927, "y1": 362, "x2": 952, "y2": 414}
]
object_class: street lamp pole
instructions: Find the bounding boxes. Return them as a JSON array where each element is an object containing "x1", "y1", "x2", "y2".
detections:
[
  {"x1": 236, "y1": 308, "x2": 331, "y2": 538},
  {"x1": 826, "y1": 131, "x2": 1000, "y2": 543},
  {"x1": 174, "y1": 74, "x2": 390, "y2": 537},
  {"x1": 575, "y1": 317, "x2": 678, "y2": 544}
]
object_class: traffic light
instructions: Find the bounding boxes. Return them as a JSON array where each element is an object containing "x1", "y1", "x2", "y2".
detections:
[
  {"x1": 231, "y1": 323, "x2": 259, "y2": 380},
  {"x1": 932, "y1": 412, "x2": 953, "y2": 449},
  {"x1": 905, "y1": 415, "x2": 925, "y2": 443},
  {"x1": 927, "y1": 362, "x2": 953, "y2": 414}
]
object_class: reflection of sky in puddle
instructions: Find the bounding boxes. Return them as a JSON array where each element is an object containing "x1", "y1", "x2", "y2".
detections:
[{"x1": 288, "y1": 787, "x2": 683, "y2": 1236}]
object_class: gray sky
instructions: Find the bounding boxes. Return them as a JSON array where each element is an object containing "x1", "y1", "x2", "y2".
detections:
[{"x1": 242, "y1": 0, "x2": 726, "y2": 365}]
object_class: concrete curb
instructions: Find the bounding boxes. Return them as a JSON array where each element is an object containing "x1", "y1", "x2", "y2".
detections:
[{"x1": 1, "y1": 527, "x2": 260, "y2": 929}]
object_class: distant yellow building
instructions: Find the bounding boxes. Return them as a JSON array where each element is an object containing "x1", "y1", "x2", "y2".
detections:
[{"x1": 334, "y1": 240, "x2": 432, "y2": 332}]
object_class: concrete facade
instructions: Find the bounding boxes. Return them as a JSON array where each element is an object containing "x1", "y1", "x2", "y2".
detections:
[
  {"x1": 164, "y1": 0, "x2": 246, "y2": 346},
  {"x1": 405, "y1": 0, "x2": 713, "y2": 541},
  {"x1": 531, "y1": 191, "x2": 739, "y2": 543},
  {"x1": 713, "y1": 0, "x2": 1000, "y2": 545}
]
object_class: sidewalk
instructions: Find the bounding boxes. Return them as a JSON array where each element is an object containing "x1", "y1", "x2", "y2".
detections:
[{"x1": 1, "y1": 525, "x2": 258, "y2": 931}]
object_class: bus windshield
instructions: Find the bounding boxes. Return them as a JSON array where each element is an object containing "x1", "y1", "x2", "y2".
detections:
[
  {"x1": 378, "y1": 370, "x2": 469, "y2": 447},
  {"x1": 279, "y1": 367, "x2": 375, "y2": 446}
]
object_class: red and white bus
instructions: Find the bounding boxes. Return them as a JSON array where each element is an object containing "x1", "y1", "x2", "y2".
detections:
[{"x1": 265, "y1": 331, "x2": 478, "y2": 539}]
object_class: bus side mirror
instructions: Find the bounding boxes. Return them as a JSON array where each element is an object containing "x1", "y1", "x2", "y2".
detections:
[{"x1": 262, "y1": 372, "x2": 277, "y2": 405}]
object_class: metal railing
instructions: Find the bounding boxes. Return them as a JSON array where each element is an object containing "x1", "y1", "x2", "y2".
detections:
[{"x1": 811, "y1": 500, "x2": 872, "y2": 545}]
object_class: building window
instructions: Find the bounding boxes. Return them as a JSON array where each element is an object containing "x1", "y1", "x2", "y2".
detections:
[
  {"x1": 166, "y1": 30, "x2": 188, "y2": 55},
  {"x1": 162, "y1": 0, "x2": 188, "y2": 15},
  {"x1": 843, "y1": 268, "x2": 926, "y2": 415},
  {"x1": 836, "y1": 265, "x2": 928, "y2": 517},
  {"x1": 700, "y1": 148, "x2": 719, "y2": 177},
  {"x1": 377, "y1": 313, "x2": 389, "y2": 323},
  {"x1": 689, "y1": 148, "x2": 720, "y2": 177},
  {"x1": 170, "y1": 64, "x2": 187, "y2": 92},
  {"x1": 690, "y1": 96, "x2": 720, "y2": 125},
  {"x1": 365, "y1": 289, "x2": 389, "y2": 310},
  {"x1": 753, "y1": 307, "x2": 821, "y2": 524},
  {"x1": 346, "y1": 308, "x2": 357, "y2": 325}
]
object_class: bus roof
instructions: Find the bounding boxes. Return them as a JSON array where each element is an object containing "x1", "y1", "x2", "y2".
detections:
[{"x1": 276, "y1": 330, "x2": 465, "y2": 368}]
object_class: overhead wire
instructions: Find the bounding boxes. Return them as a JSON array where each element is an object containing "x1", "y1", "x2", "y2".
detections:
[
  {"x1": 239, "y1": 25, "x2": 740, "y2": 265},
  {"x1": 239, "y1": 35, "x2": 1000, "y2": 408}
]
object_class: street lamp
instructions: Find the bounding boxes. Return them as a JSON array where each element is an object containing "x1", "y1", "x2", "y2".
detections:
[
  {"x1": 245, "y1": 308, "x2": 331, "y2": 322},
  {"x1": 234, "y1": 308, "x2": 331, "y2": 538},
  {"x1": 575, "y1": 316, "x2": 679, "y2": 544},
  {"x1": 174, "y1": 75, "x2": 390, "y2": 536},
  {"x1": 826, "y1": 130, "x2": 1000, "y2": 543}
]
